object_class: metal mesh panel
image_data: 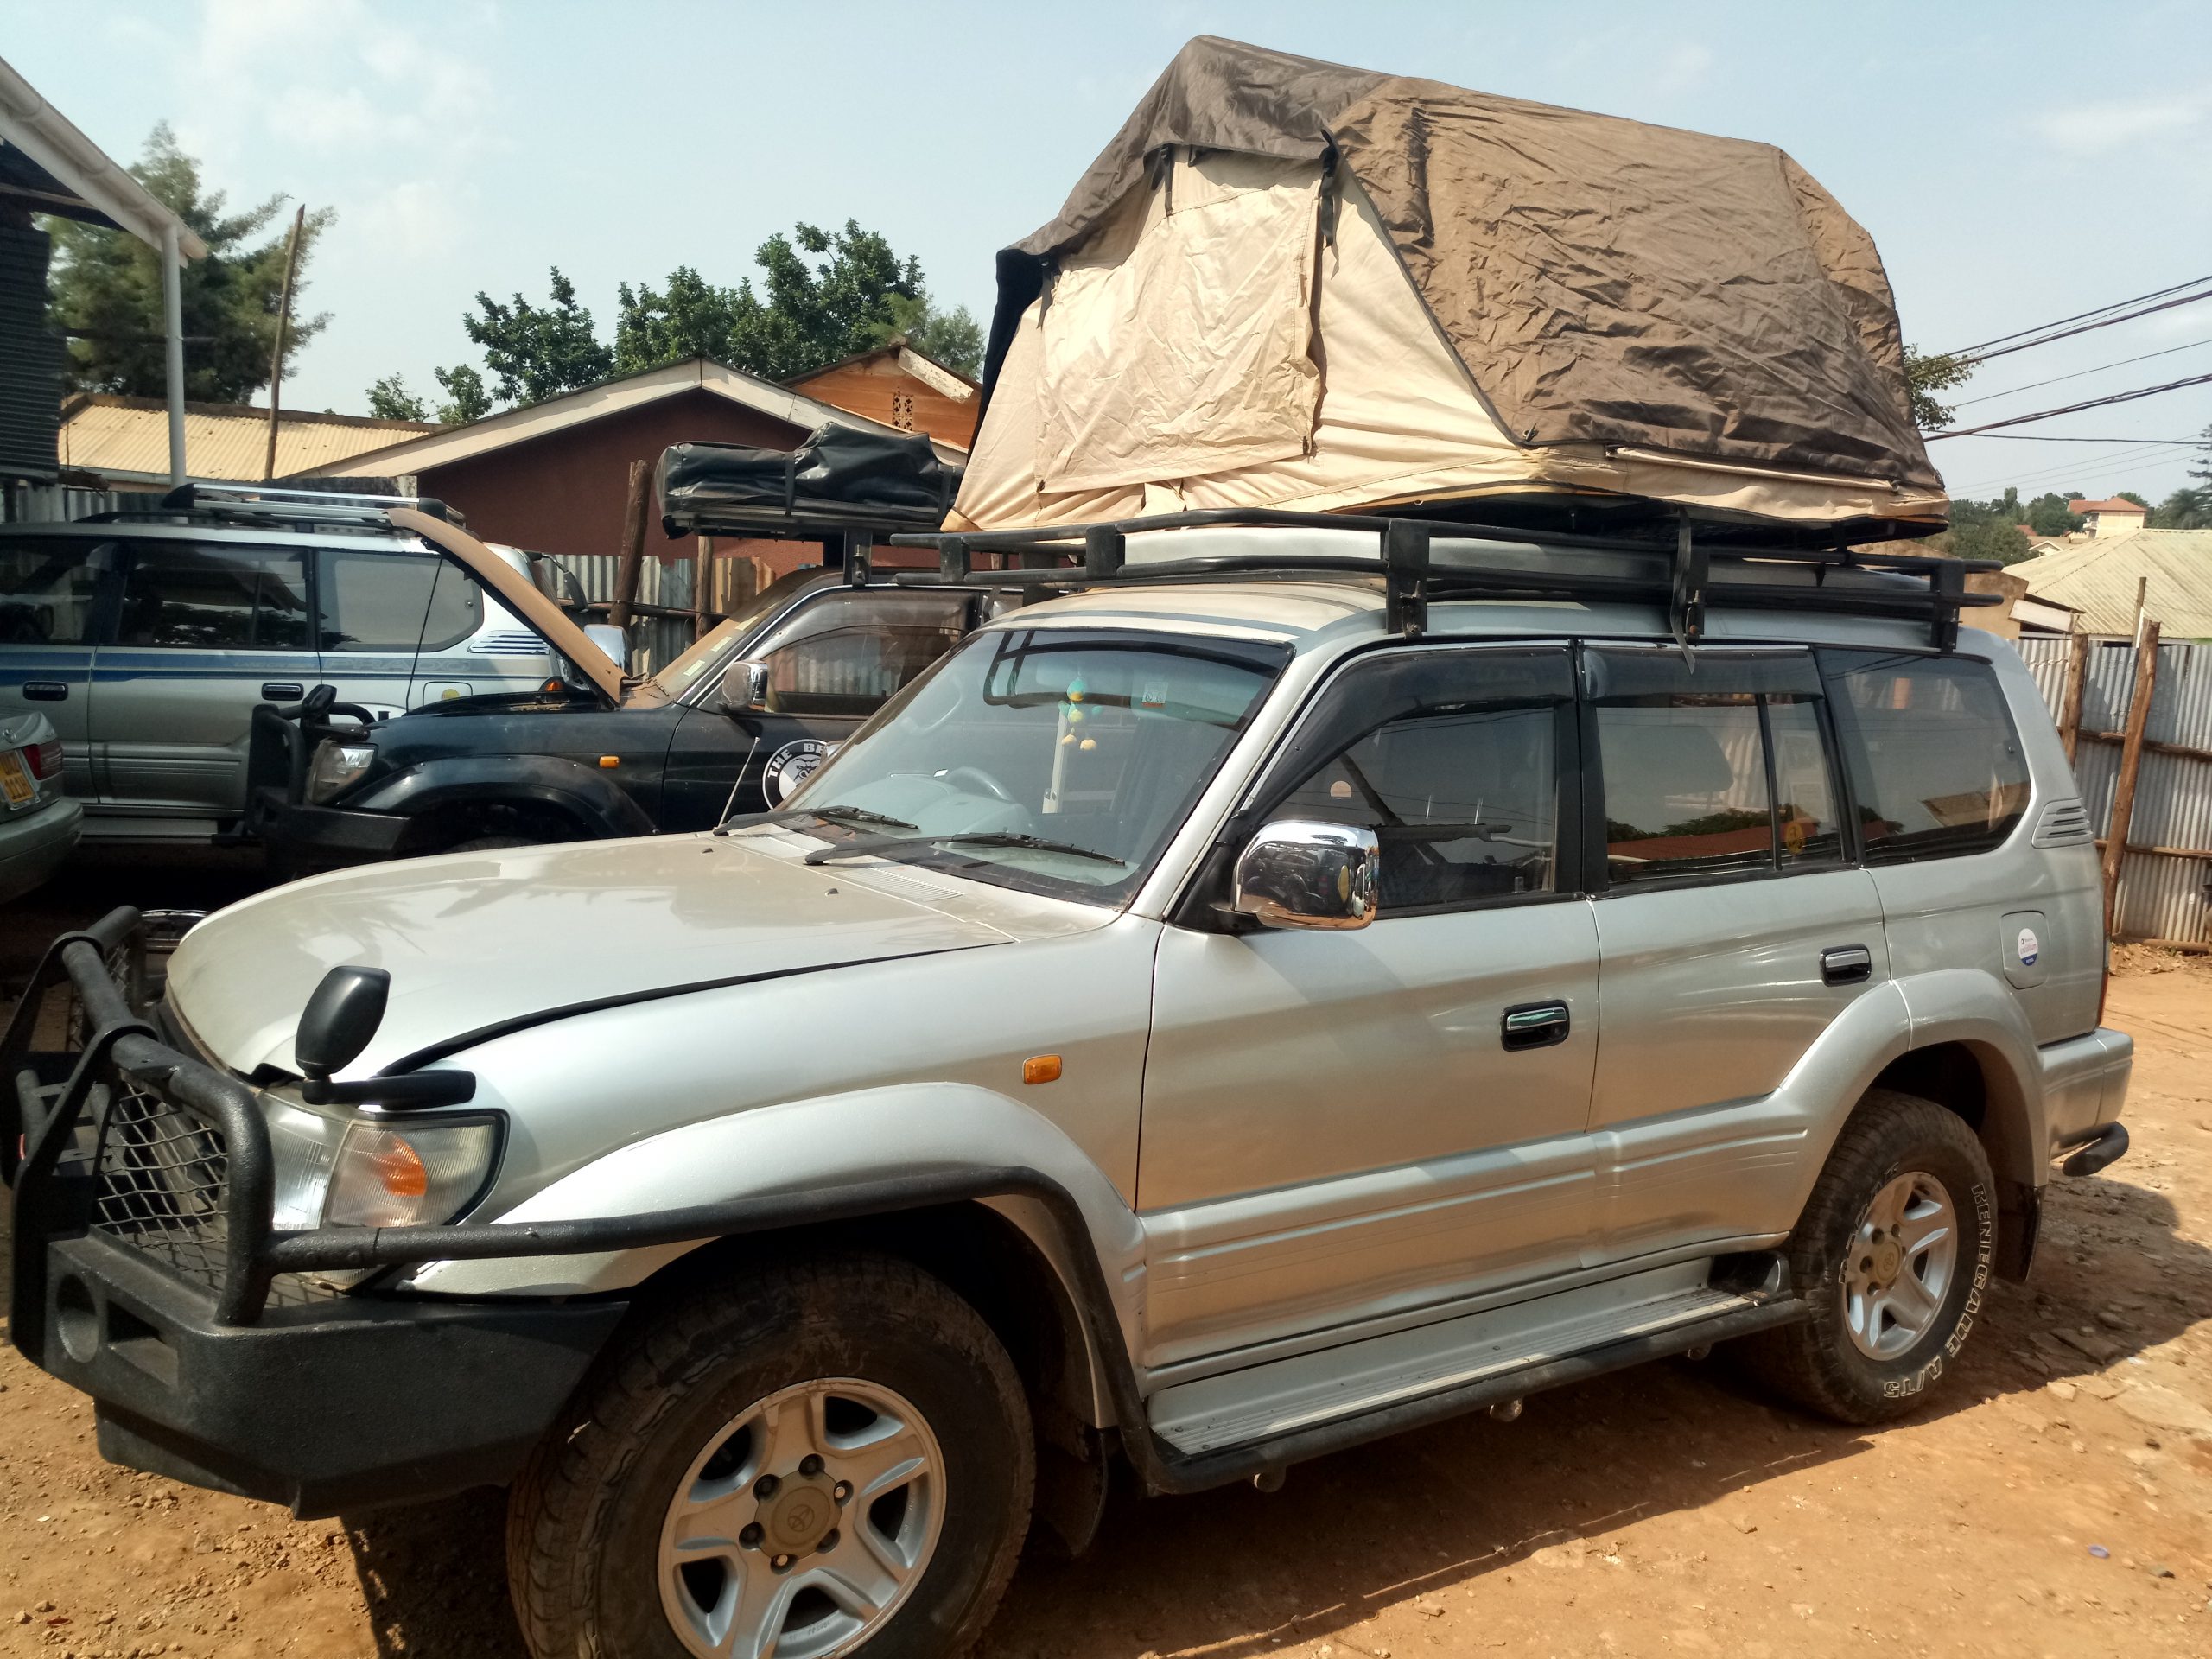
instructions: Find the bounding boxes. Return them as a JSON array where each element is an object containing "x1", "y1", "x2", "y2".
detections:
[
  {"x1": 91, "y1": 1077, "x2": 232, "y2": 1288},
  {"x1": 89, "y1": 1071, "x2": 334, "y2": 1308}
]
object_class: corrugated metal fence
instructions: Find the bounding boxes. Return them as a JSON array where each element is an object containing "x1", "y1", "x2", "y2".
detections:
[
  {"x1": 549, "y1": 554, "x2": 697, "y2": 677},
  {"x1": 2019, "y1": 634, "x2": 2212, "y2": 945}
]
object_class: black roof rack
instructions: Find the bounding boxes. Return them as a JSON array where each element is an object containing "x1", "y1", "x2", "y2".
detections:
[
  {"x1": 888, "y1": 508, "x2": 1995, "y2": 652},
  {"x1": 77, "y1": 480, "x2": 461, "y2": 535}
]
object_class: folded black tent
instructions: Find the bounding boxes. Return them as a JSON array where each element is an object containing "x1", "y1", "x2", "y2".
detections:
[{"x1": 657, "y1": 426, "x2": 963, "y2": 539}]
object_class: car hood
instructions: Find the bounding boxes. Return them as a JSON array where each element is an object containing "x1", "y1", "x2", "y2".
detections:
[
  {"x1": 168, "y1": 834, "x2": 1039, "y2": 1077},
  {"x1": 388, "y1": 507, "x2": 625, "y2": 702}
]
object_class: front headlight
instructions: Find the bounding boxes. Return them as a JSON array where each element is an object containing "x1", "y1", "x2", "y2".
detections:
[
  {"x1": 306, "y1": 740, "x2": 377, "y2": 804},
  {"x1": 265, "y1": 1096, "x2": 502, "y2": 1236}
]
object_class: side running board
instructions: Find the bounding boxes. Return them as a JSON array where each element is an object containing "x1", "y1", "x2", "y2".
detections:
[{"x1": 1143, "y1": 1255, "x2": 1803, "y2": 1478}]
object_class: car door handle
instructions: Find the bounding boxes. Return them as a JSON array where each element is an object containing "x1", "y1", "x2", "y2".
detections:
[
  {"x1": 22, "y1": 681, "x2": 67, "y2": 702},
  {"x1": 261, "y1": 682, "x2": 304, "y2": 700},
  {"x1": 1821, "y1": 944, "x2": 1873, "y2": 986},
  {"x1": 1501, "y1": 1001, "x2": 1571, "y2": 1051}
]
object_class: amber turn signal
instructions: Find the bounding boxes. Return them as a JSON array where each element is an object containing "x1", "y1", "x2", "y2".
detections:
[
  {"x1": 1021, "y1": 1055, "x2": 1062, "y2": 1085},
  {"x1": 598, "y1": 755, "x2": 620, "y2": 768}
]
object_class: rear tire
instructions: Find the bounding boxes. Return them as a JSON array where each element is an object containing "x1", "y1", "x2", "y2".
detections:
[
  {"x1": 1742, "y1": 1089, "x2": 1996, "y2": 1425},
  {"x1": 507, "y1": 1252, "x2": 1033, "y2": 1659}
]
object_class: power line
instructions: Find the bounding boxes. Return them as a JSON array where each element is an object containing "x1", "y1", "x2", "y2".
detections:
[
  {"x1": 1947, "y1": 440, "x2": 2195, "y2": 495},
  {"x1": 1943, "y1": 272, "x2": 2212, "y2": 357},
  {"x1": 1963, "y1": 433, "x2": 2207, "y2": 444},
  {"x1": 1954, "y1": 286, "x2": 2212, "y2": 366},
  {"x1": 1953, "y1": 336, "x2": 2212, "y2": 407},
  {"x1": 1923, "y1": 371, "x2": 2212, "y2": 439}
]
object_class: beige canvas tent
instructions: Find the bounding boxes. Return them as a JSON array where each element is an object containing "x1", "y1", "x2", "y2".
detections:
[{"x1": 956, "y1": 37, "x2": 1948, "y2": 540}]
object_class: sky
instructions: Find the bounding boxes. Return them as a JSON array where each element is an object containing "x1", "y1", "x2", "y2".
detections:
[{"x1": 8, "y1": 0, "x2": 2210, "y2": 505}]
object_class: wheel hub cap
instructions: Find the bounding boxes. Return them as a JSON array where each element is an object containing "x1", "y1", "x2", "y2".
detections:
[
  {"x1": 1841, "y1": 1170, "x2": 1960, "y2": 1361},
  {"x1": 762, "y1": 1478, "x2": 838, "y2": 1555},
  {"x1": 658, "y1": 1376, "x2": 945, "y2": 1659}
]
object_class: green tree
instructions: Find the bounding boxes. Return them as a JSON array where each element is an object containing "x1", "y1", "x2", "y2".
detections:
[
  {"x1": 46, "y1": 124, "x2": 333, "y2": 403},
  {"x1": 1903, "y1": 345, "x2": 1974, "y2": 429},
  {"x1": 865, "y1": 291, "x2": 984, "y2": 378},
  {"x1": 432, "y1": 364, "x2": 494, "y2": 426},
  {"x1": 365, "y1": 373, "x2": 429, "y2": 422},
  {"x1": 460, "y1": 268, "x2": 612, "y2": 406},
  {"x1": 2116, "y1": 490, "x2": 2151, "y2": 509},
  {"x1": 1931, "y1": 496, "x2": 2035, "y2": 564},
  {"x1": 734, "y1": 220, "x2": 925, "y2": 380},
  {"x1": 613, "y1": 265, "x2": 740, "y2": 375},
  {"x1": 613, "y1": 219, "x2": 949, "y2": 383},
  {"x1": 2152, "y1": 484, "x2": 2210, "y2": 529},
  {"x1": 2024, "y1": 492, "x2": 2085, "y2": 537}
]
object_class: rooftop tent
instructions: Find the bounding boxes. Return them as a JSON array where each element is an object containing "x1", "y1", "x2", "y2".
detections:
[{"x1": 955, "y1": 37, "x2": 1948, "y2": 541}]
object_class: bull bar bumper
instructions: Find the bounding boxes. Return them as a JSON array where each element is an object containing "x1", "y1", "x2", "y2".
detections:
[{"x1": 2, "y1": 906, "x2": 625, "y2": 1516}]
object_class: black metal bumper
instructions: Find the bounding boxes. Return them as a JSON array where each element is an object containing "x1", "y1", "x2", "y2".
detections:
[
  {"x1": 2, "y1": 907, "x2": 627, "y2": 1515},
  {"x1": 41, "y1": 1232, "x2": 622, "y2": 1516}
]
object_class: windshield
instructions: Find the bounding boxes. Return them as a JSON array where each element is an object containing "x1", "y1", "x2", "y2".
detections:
[
  {"x1": 774, "y1": 626, "x2": 1287, "y2": 903},
  {"x1": 647, "y1": 570, "x2": 823, "y2": 699}
]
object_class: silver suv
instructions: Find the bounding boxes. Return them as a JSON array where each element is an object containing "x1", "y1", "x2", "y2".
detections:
[
  {"x1": 0, "y1": 486, "x2": 576, "y2": 842},
  {"x1": 4, "y1": 518, "x2": 2134, "y2": 1659}
]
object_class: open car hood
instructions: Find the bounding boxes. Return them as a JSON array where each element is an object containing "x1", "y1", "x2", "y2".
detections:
[{"x1": 387, "y1": 506, "x2": 625, "y2": 702}]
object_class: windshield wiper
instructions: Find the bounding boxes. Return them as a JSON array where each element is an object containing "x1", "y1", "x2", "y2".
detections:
[
  {"x1": 804, "y1": 831, "x2": 1128, "y2": 868},
  {"x1": 715, "y1": 803, "x2": 916, "y2": 837},
  {"x1": 809, "y1": 804, "x2": 918, "y2": 830}
]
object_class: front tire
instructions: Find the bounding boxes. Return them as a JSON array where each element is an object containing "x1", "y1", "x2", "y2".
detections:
[
  {"x1": 508, "y1": 1253, "x2": 1033, "y2": 1659},
  {"x1": 1743, "y1": 1090, "x2": 1996, "y2": 1425}
]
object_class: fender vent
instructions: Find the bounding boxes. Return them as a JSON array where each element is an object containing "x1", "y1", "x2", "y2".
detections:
[{"x1": 2032, "y1": 798, "x2": 2094, "y2": 848}]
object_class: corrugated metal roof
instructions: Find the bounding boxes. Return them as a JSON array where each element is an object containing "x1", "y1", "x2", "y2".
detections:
[
  {"x1": 56, "y1": 393, "x2": 435, "y2": 485},
  {"x1": 2013, "y1": 529, "x2": 2212, "y2": 639}
]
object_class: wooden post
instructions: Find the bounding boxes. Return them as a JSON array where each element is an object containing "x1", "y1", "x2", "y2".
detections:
[
  {"x1": 2101, "y1": 620, "x2": 2161, "y2": 940},
  {"x1": 2057, "y1": 628, "x2": 2090, "y2": 766},
  {"x1": 693, "y1": 534, "x2": 712, "y2": 643},
  {"x1": 609, "y1": 458, "x2": 650, "y2": 632},
  {"x1": 262, "y1": 204, "x2": 307, "y2": 480}
]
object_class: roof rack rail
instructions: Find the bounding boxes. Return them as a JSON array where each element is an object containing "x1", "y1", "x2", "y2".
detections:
[
  {"x1": 890, "y1": 508, "x2": 1996, "y2": 652},
  {"x1": 77, "y1": 480, "x2": 461, "y2": 531},
  {"x1": 163, "y1": 480, "x2": 458, "y2": 524}
]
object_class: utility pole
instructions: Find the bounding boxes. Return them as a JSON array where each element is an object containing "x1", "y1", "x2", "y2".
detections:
[
  {"x1": 162, "y1": 220, "x2": 185, "y2": 486},
  {"x1": 262, "y1": 204, "x2": 307, "y2": 481}
]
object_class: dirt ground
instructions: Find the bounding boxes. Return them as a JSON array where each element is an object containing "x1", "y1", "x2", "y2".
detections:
[{"x1": 3, "y1": 868, "x2": 2209, "y2": 1656}]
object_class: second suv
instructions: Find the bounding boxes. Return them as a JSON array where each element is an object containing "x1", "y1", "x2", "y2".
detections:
[{"x1": 0, "y1": 486, "x2": 585, "y2": 842}]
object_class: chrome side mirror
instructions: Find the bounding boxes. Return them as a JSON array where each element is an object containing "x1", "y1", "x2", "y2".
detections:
[
  {"x1": 718, "y1": 660, "x2": 771, "y2": 714},
  {"x1": 1232, "y1": 819, "x2": 1380, "y2": 931}
]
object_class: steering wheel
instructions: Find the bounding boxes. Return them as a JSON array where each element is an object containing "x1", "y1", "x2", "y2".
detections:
[{"x1": 944, "y1": 766, "x2": 1015, "y2": 803}]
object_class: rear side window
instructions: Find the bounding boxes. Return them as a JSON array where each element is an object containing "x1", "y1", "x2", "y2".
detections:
[
  {"x1": 118, "y1": 543, "x2": 311, "y2": 650},
  {"x1": 1819, "y1": 650, "x2": 2029, "y2": 861},
  {"x1": 1590, "y1": 647, "x2": 1845, "y2": 887},
  {"x1": 319, "y1": 550, "x2": 482, "y2": 652},
  {"x1": 0, "y1": 537, "x2": 105, "y2": 645}
]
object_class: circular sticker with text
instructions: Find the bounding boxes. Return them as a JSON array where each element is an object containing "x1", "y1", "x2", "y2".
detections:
[
  {"x1": 762, "y1": 738, "x2": 835, "y2": 805},
  {"x1": 2016, "y1": 926, "x2": 2040, "y2": 968}
]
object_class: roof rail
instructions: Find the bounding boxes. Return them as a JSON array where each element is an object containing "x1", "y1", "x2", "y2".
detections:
[
  {"x1": 74, "y1": 480, "x2": 461, "y2": 533},
  {"x1": 891, "y1": 508, "x2": 1997, "y2": 652},
  {"x1": 157, "y1": 480, "x2": 460, "y2": 524}
]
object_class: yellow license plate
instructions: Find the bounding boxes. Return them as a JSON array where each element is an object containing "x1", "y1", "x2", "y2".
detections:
[{"x1": 0, "y1": 750, "x2": 34, "y2": 806}]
